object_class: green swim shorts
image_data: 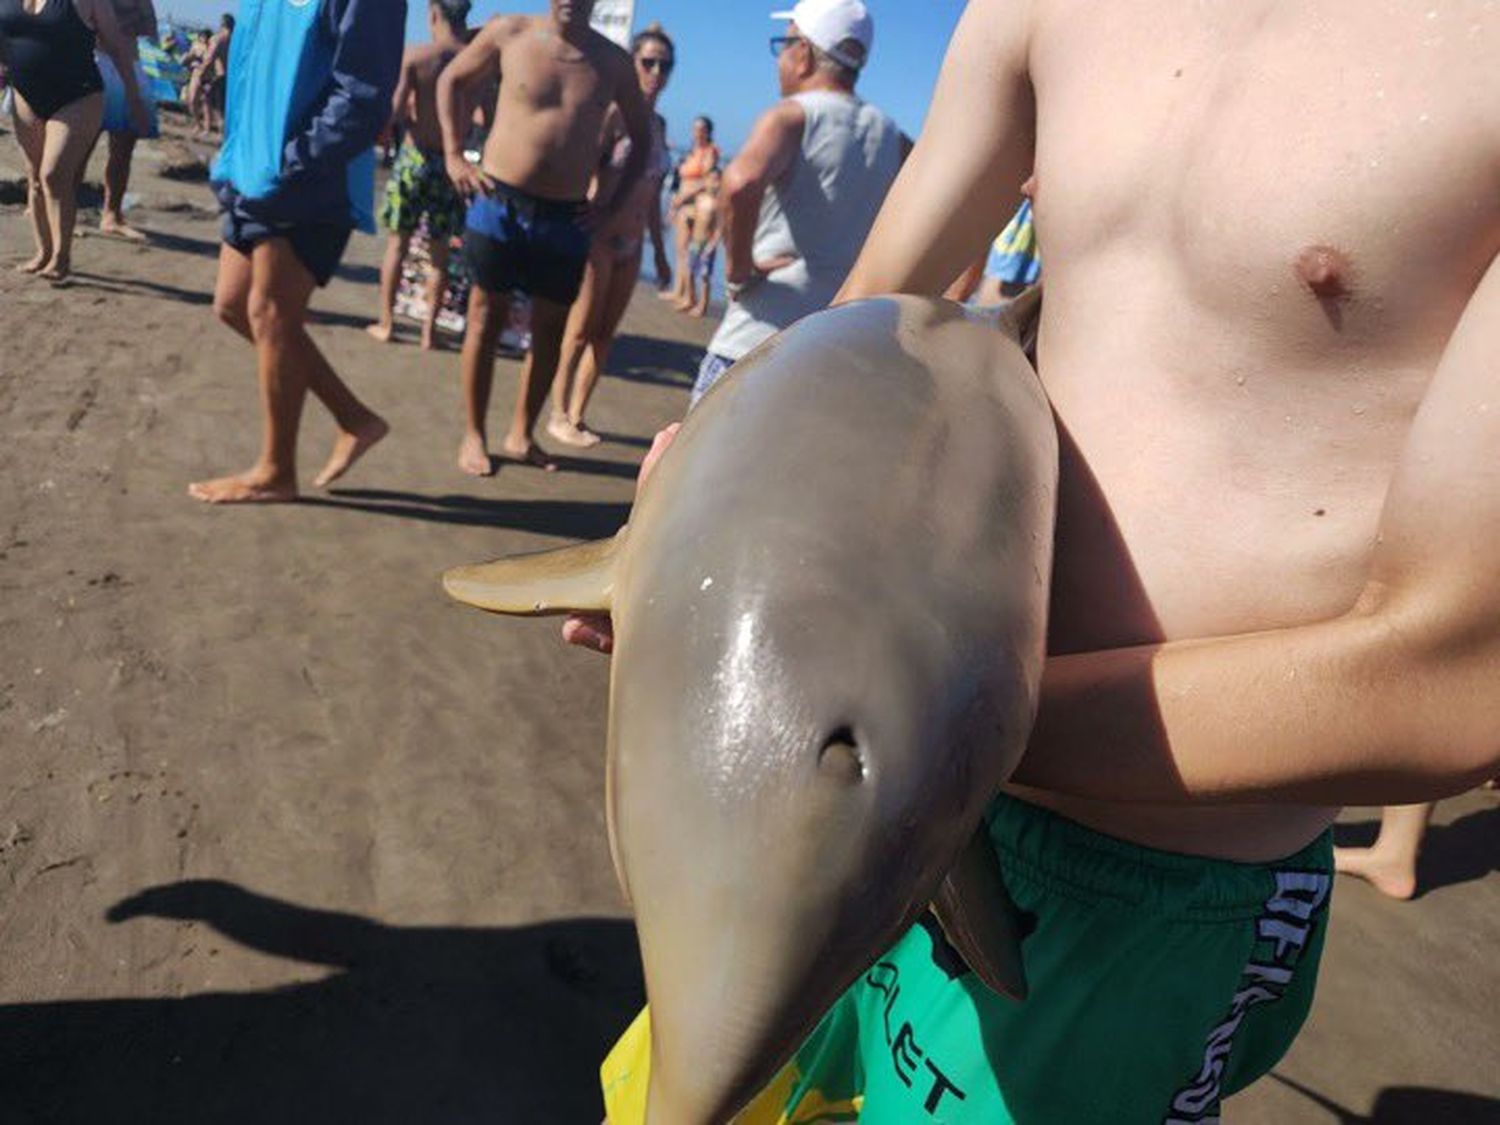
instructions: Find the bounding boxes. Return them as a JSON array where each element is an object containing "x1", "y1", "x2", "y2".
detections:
[
  {"x1": 379, "y1": 140, "x2": 467, "y2": 240},
  {"x1": 602, "y1": 793, "x2": 1333, "y2": 1124}
]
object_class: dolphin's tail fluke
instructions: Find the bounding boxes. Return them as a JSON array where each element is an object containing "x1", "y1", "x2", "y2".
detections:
[{"x1": 442, "y1": 533, "x2": 620, "y2": 615}]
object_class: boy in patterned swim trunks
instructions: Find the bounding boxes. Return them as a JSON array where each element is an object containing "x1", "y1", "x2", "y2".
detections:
[{"x1": 367, "y1": 0, "x2": 472, "y2": 350}]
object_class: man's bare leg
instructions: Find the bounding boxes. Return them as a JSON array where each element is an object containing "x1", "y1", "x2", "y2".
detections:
[
  {"x1": 191, "y1": 238, "x2": 387, "y2": 502},
  {"x1": 100, "y1": 132, "x2": 146, "y2": 241},
  {"x1": 1334, "y1": 802, "x2": 1434, "y2": 900},
  {"x1": 10, "y1": 99, "x2": 52, "y2": 273},
  {"x1": 421, "y1": 237, "x2": 451, "y2": 351},
  {"x1": 502, "y1": 294, "x2": 568, "y2": 470},
  {"x1": 459, "y1": 284, "x2": 507, "y2": 475},
  {"x1": 366, "y1": 230, "x2": 411, "y2": 343}
]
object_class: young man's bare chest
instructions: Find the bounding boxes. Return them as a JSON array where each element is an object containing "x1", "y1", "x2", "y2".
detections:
[
  {"x1": 1033, "y1": 2, "x2": 1497, "y2": 346},
  {"x1": 1027, "y1": 1, "x2": 1500, "y2": 647},
  {"x1": 498, "y1": 27, "x2": 613, "y2": 121}
]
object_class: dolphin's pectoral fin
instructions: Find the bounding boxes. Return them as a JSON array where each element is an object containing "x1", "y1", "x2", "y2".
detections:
[
  {"x1": 931, "y1": 825, "x2": 1029, "y2": 1001},
  {"x1": 442, "y1": 534, "x2": 620, "y2": 615}
]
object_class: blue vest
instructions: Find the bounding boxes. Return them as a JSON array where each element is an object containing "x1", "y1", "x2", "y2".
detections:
[{"x1": 212, "y1": 0, "x2": 385, "y2": 232}]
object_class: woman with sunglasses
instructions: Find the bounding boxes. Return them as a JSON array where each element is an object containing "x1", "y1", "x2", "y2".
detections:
[{"x1": 548, "y1": 23, "x2": 676, "y2": 448}]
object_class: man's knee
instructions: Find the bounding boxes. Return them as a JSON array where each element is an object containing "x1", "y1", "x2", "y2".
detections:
[
  {"x1": 246, "y1": 287, "x2": 305, "y2": 343},
  {"x1": 213, "y1": 290, "x2": 249, "y2": 331}
]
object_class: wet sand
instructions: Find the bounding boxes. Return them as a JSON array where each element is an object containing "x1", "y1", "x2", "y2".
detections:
[{"x1": 1, "y1": 121, "x2": 1496, "y2": 1123}]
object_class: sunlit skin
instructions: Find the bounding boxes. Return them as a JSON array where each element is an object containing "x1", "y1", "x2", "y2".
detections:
[{"x1": 573, "y1": 1, "x2": 1500, "y2": 864}]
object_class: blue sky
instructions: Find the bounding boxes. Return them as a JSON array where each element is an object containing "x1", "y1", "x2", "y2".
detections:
[{"x1": 159, "y1": 0, "x2": 966, "y2": 152}]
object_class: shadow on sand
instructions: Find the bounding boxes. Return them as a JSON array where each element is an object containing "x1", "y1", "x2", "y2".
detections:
[
  {"x1": 1333, "y1": 806, "x2": 1500, "y2": 898},
  {"x1": 1269, "y1": 1072, "x2": 1500, "y2": 1123},
  {"x1": 306, "y1": 489, "x2": 630, "y2": 537},
  {"x1": 606, "y1": 334, "x2": 702, "y2": 389},
  {"x1": 0, "y1": 881, "x2": 643, "y2": 1125}
]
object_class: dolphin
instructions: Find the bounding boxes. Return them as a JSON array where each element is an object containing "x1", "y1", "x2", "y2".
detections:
[{"x1": 443, "y1": 295, "x2": 1057, "y2": 1123}]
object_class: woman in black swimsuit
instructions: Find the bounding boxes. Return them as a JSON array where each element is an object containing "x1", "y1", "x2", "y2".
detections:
[{"x1": 0, "y1": 0, "x2": 145, "y2": 282}]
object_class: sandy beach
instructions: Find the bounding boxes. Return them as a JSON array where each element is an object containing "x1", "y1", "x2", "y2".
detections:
[{"x1": 1, "y1": 117, "x2": 1496, "y2": 1123}]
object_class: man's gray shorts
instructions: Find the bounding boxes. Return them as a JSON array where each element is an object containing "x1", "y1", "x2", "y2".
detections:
[{"x1": 690, "y1": 352, "x2": 736, "y2": 408}]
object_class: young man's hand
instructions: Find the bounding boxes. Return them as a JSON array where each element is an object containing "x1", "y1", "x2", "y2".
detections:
[
  {"x1": 562, "y1": 424, "x2": 681, "y2": 654},
  {"x1": 445, "y1": 155, "x2": 492, "y2": 202}
]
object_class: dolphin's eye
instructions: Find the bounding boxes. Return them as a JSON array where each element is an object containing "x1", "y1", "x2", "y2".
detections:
[{"x1": 818, "y1": 727, "x2": 865, "y2": 784}]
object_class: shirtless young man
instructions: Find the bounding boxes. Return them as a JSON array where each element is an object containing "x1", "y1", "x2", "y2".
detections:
[
  {"x1": 367, "y1": 0, "x2": 471, "y2": 350},
  {"x1": 436, "y1": 0, "x2": 651, "y2": 476},
  {"x1": 577, "y1": 2, "x2": 1500, "y2": 1120}
]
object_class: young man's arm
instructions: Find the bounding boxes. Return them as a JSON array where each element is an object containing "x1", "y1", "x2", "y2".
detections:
[
  {"x1": 1012, "y1": 250, "x2": 1500, "y2": 806},
  {"x1": 276, "y1": 0, "x2": 405, "y2": 196},
  {"x1": 436, "y1": 18, "x2": 506, "y2": 199},
  {"x1": 834, "y1": 0, "x2": 1036, "y2": 303},
  {"x1": 720, "y1": 101, "x2": 805, "y2": 292},
  {"x1": 386, "y1": 50, "x2": 416, "y2": 135}
]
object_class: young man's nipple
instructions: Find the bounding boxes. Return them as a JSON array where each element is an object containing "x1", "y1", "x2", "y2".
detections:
[{"x1": 1293, "y1": 244, "x2": 1353, "y2": 300}]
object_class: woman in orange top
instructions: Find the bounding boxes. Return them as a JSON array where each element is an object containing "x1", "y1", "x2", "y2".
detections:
[{"x1": 661, "y1": 115, "x2": 719, "y2": 306}]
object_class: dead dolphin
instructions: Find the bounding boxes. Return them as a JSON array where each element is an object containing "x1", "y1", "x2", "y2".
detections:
[{"x1": 444, "y1": 295, "x2": 1057, "y2": 1123}]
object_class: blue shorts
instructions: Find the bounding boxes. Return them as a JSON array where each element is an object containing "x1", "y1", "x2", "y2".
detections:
[
  {"x1": 462, "y1": 181, "x2": 590, "y2": 305},
  {"x1": 220, "y1": 195, "x2": 352, "y2": 288},
  {"x1": 688, "y1": 241, "x2": 717, "y2": 283},
  {"x1": 689, "y1": 351, "x2": 736, "y2": 407}
]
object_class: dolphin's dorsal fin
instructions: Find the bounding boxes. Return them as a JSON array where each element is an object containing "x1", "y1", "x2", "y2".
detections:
[
  {"x1": 931, "y1": 825, "x2": 1029, "y2": 1001},
  {"x1": 443, "y1": 534, "x2": 620, "y2": 615}
]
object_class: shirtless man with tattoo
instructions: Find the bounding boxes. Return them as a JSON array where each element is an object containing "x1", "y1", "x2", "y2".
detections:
[
  {"x1": 436, "y1": 0, "x2": 651, "y2": 475},
  {"x1": 580, "y1": 3, "x2": 1500, "y2": 1120}
]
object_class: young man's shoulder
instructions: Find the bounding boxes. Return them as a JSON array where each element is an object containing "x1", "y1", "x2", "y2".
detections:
[{"x1": 478, "y1": 13, "x2": 532, "y2": 44}]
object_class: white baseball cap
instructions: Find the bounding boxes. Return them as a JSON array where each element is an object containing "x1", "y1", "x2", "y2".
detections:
[{"x1": 771, "y1": 0, "x2": 873, "y2": 71}]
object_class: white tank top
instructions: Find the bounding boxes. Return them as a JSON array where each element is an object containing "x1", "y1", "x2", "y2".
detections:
[{"x1": 708, "y1": 90, "x2": 902, "y2": 361}]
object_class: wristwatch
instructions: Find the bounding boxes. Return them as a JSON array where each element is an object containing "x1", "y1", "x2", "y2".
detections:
[{"x1": 725, "y1": 276, "x2": 758, "y2": 300}]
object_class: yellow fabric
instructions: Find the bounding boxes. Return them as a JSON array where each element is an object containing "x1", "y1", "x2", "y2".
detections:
[{"x1": 600, "y1": 1006, "x2": 863, "y2": 1123}]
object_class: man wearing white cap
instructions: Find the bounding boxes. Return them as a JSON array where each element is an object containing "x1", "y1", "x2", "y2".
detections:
[{"x1": 687, "y1": 0, "x2": 906, "y2": 405}]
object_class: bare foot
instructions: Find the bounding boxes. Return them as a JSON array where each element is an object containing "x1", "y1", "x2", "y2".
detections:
[
  {"x1": 188, "y1": 471, "x2": 298, "y2": 504},
  {"x1": 546, "y1": 413, "x2": 594, "y2": 447},
  {"x1": 15, "y1": 254, "x2": 49, "y2": 274},
  {"x1": 365, "y1": 321, "x2": 395, "y2": 344},
  {"x1": 689, "y1": 305, "x2": 707, "y2": 319},
  {"x1": 100, "y1": 216, "x2": 148, "y2": 242},
  {"x1": 313, "y1": 415, "x2": 389, "y2": 488},
  {"x1": 42, "y1": 265, "x2": 73, "y2": 288},
  {"x1": 571, "y1": 421, "x2": 602, "y2": 448},
  {"x1": 499, "y1": 439, "x2": 559, "y2": 472},
  {"x1": 673, "y1": 300, "x2": 694, "y2": 313},
  {"x1": 458, "y1": 432, "x2": 495, "y2": 476},
  {"x1": 1334, "y1": 846, "x2": 1418, "y2": 900},
  {"x1": 419, "y1": 326, "x2": 440, "y2": 351}
]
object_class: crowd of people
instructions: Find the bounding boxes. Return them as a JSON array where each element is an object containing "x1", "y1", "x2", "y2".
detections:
[{"x1": 4, "y1": 0, "x2": 1499, "y2": 1120}]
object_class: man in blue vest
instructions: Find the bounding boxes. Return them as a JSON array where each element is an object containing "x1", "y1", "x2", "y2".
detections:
[{"x1": 190, "y1": 0, "x2": 405, "y2": 504}]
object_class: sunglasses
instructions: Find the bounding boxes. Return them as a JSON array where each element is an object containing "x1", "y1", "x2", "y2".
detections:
[
  {"x1": 770, "y1": 35, "x2": 805, "y2": 57},
  {"x1": 638, "y1": 56, "x2": 674, "y2": 74}
]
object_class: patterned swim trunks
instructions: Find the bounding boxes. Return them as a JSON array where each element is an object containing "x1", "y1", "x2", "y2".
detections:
[{"x1": 380, "y1": 140, "x2": 467, "y2": 240}]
